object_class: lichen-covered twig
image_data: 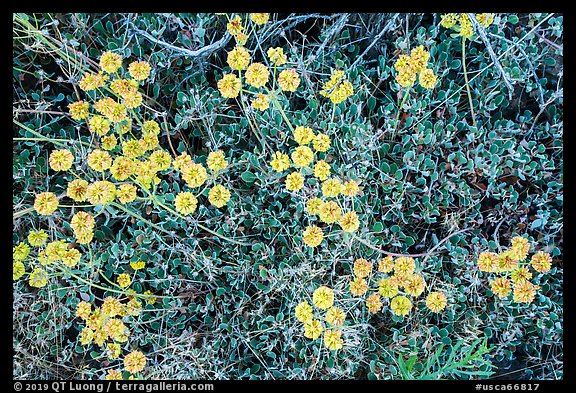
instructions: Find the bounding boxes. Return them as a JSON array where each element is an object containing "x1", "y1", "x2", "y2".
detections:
[
  {"x1": 132, "y1": 27, "x2": 231, "y2": 58},
  {"x1": 467, "y1": 13, "x2": 514, "y2": 100}
]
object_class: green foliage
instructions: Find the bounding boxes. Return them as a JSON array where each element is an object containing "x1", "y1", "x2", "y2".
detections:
[{"x1": 13, "y1": 12, "x2": 562, "y2": 380}]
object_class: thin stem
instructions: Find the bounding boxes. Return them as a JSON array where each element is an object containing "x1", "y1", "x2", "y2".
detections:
[{"x1": 462, "y1": 37, "x2": 478, "y2": 130}]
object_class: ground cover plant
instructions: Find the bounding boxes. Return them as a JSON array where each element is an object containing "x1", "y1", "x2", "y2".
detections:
[{"x1": 13, "y1": 12, "x2": 563, "y2": 380}]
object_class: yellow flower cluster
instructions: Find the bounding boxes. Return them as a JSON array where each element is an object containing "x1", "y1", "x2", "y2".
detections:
[
  {"x1": 477, "y1": 235, "x2": 552, "y2": 303},
  {"x1": 13, "y1": 231, "x2": 87, "y2": 286},
  {"x1": 394, "y1": 45, "x2": 438, "y2": 89},
  {"x1": 347, "y1": 255, "x2": 447, "y2": 315},
  {"x1": 74, "y1": 296, "x2": 146, "y2": 376},
  {"x1": 319, "y1": 70, "x2": 354, "y2": 104},
  {"x1": 218, "y1": 17, "x2": 300, "y2": 99},
  {"x1": 441, "y1": 13, "x2": 495, "y2": 39},
  {"x1": 295, "y1": 285, "x2": 346, "y2": 351}
]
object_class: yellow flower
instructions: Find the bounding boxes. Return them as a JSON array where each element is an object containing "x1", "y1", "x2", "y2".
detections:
[
  {"x1": 306, "y1": 197, "x2": 323, "y2": 215},
  {"x1": 339, "y1": 211, "x2": 360, "y2": 233},
  {"x1": 396, "y1": 68, "x2": 417, "y2": 88},
  {"x1": 105, "y1": 370, "x2": 123, "y2": 380},
  {"x1": 102, "y1": 297, "x2": 122, "y2": 317},
  {"x1": 86, "y1": 181, "x2": 116, "y2": 205},
  {"x1": 107, "y1": 343, "x2": 122, "y2": 359},
  {"x1": 285, "y1": 172, "x2": 304, "y2": 191},
  {"x1": 409, "y1": 45, "x2": 430, "y2": 74},
  {"x1": 277, "y1": 69, "x2": 300, "y2": 92},
  {"x1": 117, "y1": 273, "x2": 131, "y2": 288},
  {"x1": 404, "y1": 274, "x2": 426, "y2": 297},
  {"x1": 390, "y1": 295, "x2": 412, "y2": 316},
  {"x1": 325, "y1": 306, "x2": 345, "y2": 327},
  {"x1": 459, "y1": 14, "x2": 474, "y2": 39},
  {"x1": 250, "y1": 13, "x2": 269, "y2": 25},
  {"x1": 29, "y1": 268, "x2": 49, "y2": 288},
  {"x1": 378, "y1": 256, "x2": 394, "y2": 273},
  {"x1": 206, "y1": 151, "x2": 228, "y2": 172},
  {"x1": 318, "y1": 201, "x2": 341, "y2": 224},
  {"x1": 227, "y1": 46, "x2": 251, "y2": 70},
  {"x1": 181, "y1": 163, "x2": 208, "y2": 188},
  {"x1": 123, "y1": 92, "x2": 143, "y2": 109},
  {"x1": 419, "y1": 68, "x2": 437, "y2": 89},
  {"x1": 251, "y1": 93, "x2": 270, "y2": 111},
  {"x1": 101, "y1": 134, "x2": 118, "y2": 150},
  {"x1": 320, "y1": 70, "x2": 354, "y2": 104},
  {"x1": 267, "y1": 47, "x2": 287, "y2": 66},
  {"x1": 218, "y1": 73, "x2": 242, "y2": 98},
  {"x1": 303, "y1": 319, "x2": 323, "y2": 340},
  {"x1": 28, "y1": 229, "x2": 48, "y2": 247},
  {"x1": 122, "y1": 140, "x2": 145, "y2": 159},
  {"x1": 226, "y1": 15, "x2": 243, "y2": 36},
  {"x1": 13, "y1": 261, "x2": 25, "y2": 280},
  {"x1": 302, "y1": 225, "x2": 324, "y2": 248},
  {"x1": 75, "y1": 301, "x2": 92, "y2": 320},
  {"x1": 34, "y1": 192, "x2": 59, "y2": 216},
  {"x1": 313, "y1": 160, "x2": 330, "y2": 180},
  {"x1": 510, "y1": 266, "x2": 533, "y2": 283},
  {"x1": 78, "y1": 71, "x2": 108, "y2": 91},
  {"x1": 130, "y1": 260, "x2": 145, "y2": 270},
  {"x1": 87, "y1": 149, "x2": 112, "y2": 172},
  {"x1": 142, "y1": 120, "x2": 161, "y2": 135},
  {"x1": 366, "y1": 293, "x2": 383, "y2": 314},
  {"x1": 49, "y1": 149, "x2": 74, "y2": 171},
  {"x1": 510, "y1": 236, "x2": 531, "y2": 261},
  {"x1": 490, "y1": 277, "x2": 511, "y2": 299},
  {"x1": 110, "y1": 78, "x2": 138, "y2": 97},
  {"x1": 477, "y1": 251, "x2": 500, "y2": 272},
  {"x1": 440, "y1": 13, "x2": 458, "y2": 28},
  {"x1": 45, "y1": 240, "x2": 68, "y2": 263},
  {"x1": 76, "y1": 231, "x2": 94, "y2": 245},
  {"x1": 321, "y1": 178, "x2": 342, "y2": 198},
  {"x1": 513, "y1": 280, "x2": 539, "y2": 303},
  {"x1": 313, "y1": 133, "x2": 331, "y2": 152},
  {"x1": 208, "y1": 184, "x2": 231, "y2": 208},
  {"x1": 128, "y1": 61, "x2": 151, "y2": 80},
  {"x1": 68, "y1": 101, "x2": 89, "y2": 120},
  {"x1": 394, "y1": 54, "x2": 412, "y2": 72},
  {"x1": 353, "y1": 258, "x2": 372, "y2": 278},
  {"x1": 124, "y1": 350, "x2": 147, "y2": 374},
  {"x1": 341, "y1": 180, "x2": 359, "y2": 197},
  {"x1": 174, "y1": 192, "x2": 198, "y2": 215},
  {"x1": 394, "y1": 256, "x2": 416, "y2": 275},
  {"x1": 139, "y1": 133, "x2": 159, "y2": 151},
  {"x1": 88, "y1": 115, "x2": 110, "y2": 136},
  {"x1": 245, "y1": 62, "x2": 270, "y2": 88},
  {"x1": 531, "y1": 251, "x2": 552, "y2": 273},
  {"x1": 149, "y1": 150, "x2": 172, "y2": 171},
  {"x1": 61, "y1": 248, "x2": 81, "y2": 267},
  {"x1": 323, "y1": 329, "x2": 343, "y2": 351},
  {"x1": 476, "y1": 13, "x2": 494, "y2": 28},
  {"x1": 312, "y1": 286, "x2": 334, "y2": 310},
  {"x1": 66, "y1": 179, "x2": 89, "y2": 202},
  {"x1": 100, "y1": 51, "x2": 123, "y2": 73},
  {"x1": 426, "y1": 291, "x2": 448, "y2": 312},
  {"x1": 378, "y1": 277, "x2": 399, "y2": 298},
  {"x1": 498, "y1": 249, "x2": 519, "y2": 272},
  {"x1": 13, "y1": 242, "x2": 30, "y2": 262},
  {"x1": 270, "y1": 151, "x2": 290, "y2": 172},
  {"x1": 78, "y1": 326, "x2": 94, "y2": 345},
  {"x1": 295, "y1": 301, "x2": 313, "y2": 323},
  {"x1": 293, "y1": 126, "x2": 315, "y2": 145},
  {"x1": 349, "y1": 277, "x2": 368, "y2": 296},
  {"x1": 111, "y1": 156, "x2": 136, "y2": 181}
]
